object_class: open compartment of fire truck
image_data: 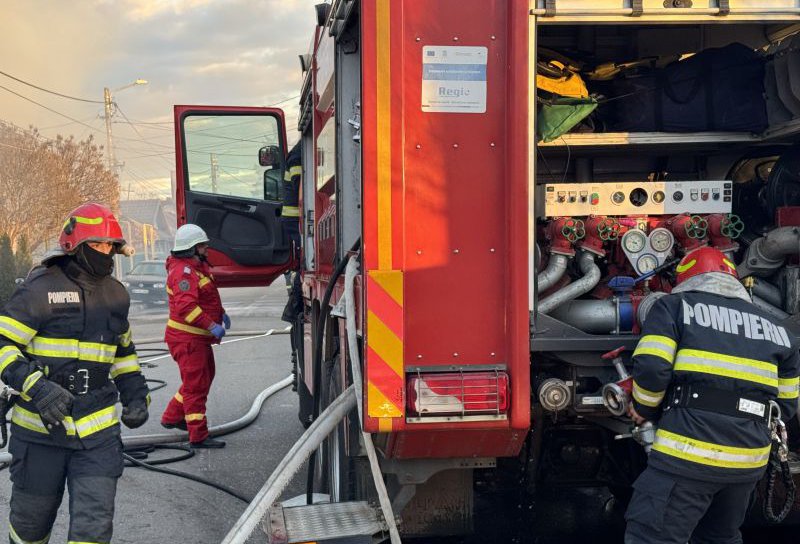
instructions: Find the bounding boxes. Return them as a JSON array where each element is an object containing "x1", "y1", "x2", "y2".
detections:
[{"x1": 531, "y1": 15, "x2": 800, "y2": 495}]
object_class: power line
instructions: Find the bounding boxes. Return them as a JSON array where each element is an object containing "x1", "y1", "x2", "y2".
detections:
[
  {"x1": 0, "y1": 141, "x2": 36, "y2": 152},
  {"x1": 0, "y1": 69, "x2": 104, "y2": 104},
  {"x1": 114, "y1": 102, "x2": 174, "y2": 169},
  {"x1": 0, "y1": 84, "x2": 105, "y2": 136}
]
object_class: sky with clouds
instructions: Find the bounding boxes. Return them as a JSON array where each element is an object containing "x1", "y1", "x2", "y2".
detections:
[{"x1": 1, "y1": 0, "x2": 317, "y2": 199}]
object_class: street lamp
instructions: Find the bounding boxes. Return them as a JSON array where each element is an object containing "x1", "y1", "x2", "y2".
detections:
[{"x1": 103, "y1": 79, "x2": 148, "y2": 174}]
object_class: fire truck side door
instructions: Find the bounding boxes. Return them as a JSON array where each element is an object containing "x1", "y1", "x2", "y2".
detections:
[{"x1": 174, "y1": 105, "x2": 291, "y2": 287}]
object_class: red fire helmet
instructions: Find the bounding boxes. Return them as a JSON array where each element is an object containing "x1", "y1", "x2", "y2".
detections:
[
  {"x1": 58, "y1": 202, "x2": 126, "y2": 253},
  {"x1": 675, "y1": 246, "x2": 737, "y2": 285}
]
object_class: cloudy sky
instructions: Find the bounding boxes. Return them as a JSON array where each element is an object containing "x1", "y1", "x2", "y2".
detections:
[{"x1": 1, "y1": 0, "x2": 317, "y2": 199}]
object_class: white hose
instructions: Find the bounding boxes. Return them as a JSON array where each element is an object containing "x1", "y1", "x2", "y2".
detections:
[
  {"x1": 220, "y1": 385, "x2": 357, "y2": 544},
  {"x1": 0, "y1": 376, "x2": 294, "y2": 464},
  {"x1": 344, "y1": 257, "x2": 402, "y2": 544}
]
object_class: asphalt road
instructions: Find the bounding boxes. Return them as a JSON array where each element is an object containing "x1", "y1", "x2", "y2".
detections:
[{"x1": 1, "y1": 282, "x2": 799, "y2": 543}]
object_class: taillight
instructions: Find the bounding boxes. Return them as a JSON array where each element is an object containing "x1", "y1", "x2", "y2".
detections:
[{"x1": 406, "y1": 371, "x2": 509, "y2": 417}]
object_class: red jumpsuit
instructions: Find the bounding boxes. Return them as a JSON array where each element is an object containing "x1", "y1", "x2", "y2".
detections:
[{"x1": 161, "y1": 256, "x2": 224, "y2": 443}]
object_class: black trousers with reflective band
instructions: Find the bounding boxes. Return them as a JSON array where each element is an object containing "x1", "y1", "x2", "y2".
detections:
[
  {"x1": 624, "y1": 467, "x2": 758, "y2": 544},
  {"x1": 7, "y1": 435, "x2": 123, "y2": 544}
]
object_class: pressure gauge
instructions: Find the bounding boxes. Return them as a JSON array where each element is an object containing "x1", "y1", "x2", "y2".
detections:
[
  {"x1": 636, "y1": 254, "x2": 659, "y2": 274},
  {"x1": 622, "y1": 229, "x2": 647, "y2": 253},
  {"x1": 649, "y1": 228, "x2": 674, "y2": 253}
]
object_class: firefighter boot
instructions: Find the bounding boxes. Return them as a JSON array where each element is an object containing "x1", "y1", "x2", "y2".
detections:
[{"x1": 190, "y1": 437, "x2": 226, "y2": 449}]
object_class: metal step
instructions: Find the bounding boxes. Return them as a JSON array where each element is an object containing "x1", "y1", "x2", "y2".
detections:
[{"x1": 264, "y1": 501, "x2": 389, "y2": 544}]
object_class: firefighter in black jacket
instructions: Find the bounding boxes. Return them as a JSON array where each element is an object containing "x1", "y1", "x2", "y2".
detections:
[
  {"x1": 0, "y1": 202, "x2": 150, "y2": 544},
  {"x1": 625, "y1": 246, "x2": 800, "y2": 544}
]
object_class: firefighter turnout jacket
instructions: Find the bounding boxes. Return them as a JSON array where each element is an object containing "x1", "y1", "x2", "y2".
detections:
[
  {"x1": 280, "y1": 143, "x2": 301, "y2": 220},
  {"x1": 164, "y1": 256, "x2": 224, "y2": 344},
  {"x1": 632, "y1": 291, "x2": 800, "y2": 482},
  {"x1": 0, "y1": 258, "x2": 149, "y2": 449}
]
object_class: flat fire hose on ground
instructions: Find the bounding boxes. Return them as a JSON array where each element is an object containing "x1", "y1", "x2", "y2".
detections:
[
  {"x1": 220, "y1": 255, "x2": 401, "y2": 544},
  {"x1": 220, "y1": 384, "x2": 358, "y2": 544}
]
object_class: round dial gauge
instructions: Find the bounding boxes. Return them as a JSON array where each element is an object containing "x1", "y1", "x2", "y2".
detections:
[
  {"x1": 622, "y1": 229, "x2": 647, "y2": 253},
  {"x1": 637, "y1": 254, "x2": 659, "y2": 274},
  {"x1": 611, "y1": 191, "x2": 625, "y2": 204},
  {"x1": 649, "y1": 228, "x2": 674, "y2": 253}
]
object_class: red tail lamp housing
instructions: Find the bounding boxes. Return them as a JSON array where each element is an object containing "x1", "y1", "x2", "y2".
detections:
[{"x1": 406, "y1": 371, "x2": 510, "y2": 418}]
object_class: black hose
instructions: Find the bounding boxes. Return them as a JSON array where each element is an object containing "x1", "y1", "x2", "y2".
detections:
[
  {"x1": 146, "y1": 378, "x2": 168, "y2": 393},
  {"x1": 123, "y1": 449, "x2": 252, "y2": 503},
  {"x1": 306, "y1": 238, "x2": 361, "y2": 505},
  {"x1": 124, "y1": 444, "x2": 195, "y2": 465}
]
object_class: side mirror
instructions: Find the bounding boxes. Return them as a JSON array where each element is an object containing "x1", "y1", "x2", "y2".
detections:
[{"x1": 258, "y1": 145, "x2": 282, "y2": 167}]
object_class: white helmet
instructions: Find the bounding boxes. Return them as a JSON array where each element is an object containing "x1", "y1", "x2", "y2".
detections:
[{"x1": 173, "y1": 224, "x2": 210, "y2": 252}]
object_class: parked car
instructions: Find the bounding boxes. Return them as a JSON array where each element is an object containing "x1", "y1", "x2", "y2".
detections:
[{"x1": 122, "y1": 260, "x2": 168, "y2": 305}]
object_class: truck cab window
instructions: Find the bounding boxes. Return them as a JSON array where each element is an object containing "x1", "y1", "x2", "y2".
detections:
[{"x1": 183, "y1": 114, "x2": 283, "y2": 201}]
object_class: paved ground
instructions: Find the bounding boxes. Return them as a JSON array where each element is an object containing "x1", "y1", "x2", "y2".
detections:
[{"x1": 1, "y1": 282, "x2": 798, "y2": 543}]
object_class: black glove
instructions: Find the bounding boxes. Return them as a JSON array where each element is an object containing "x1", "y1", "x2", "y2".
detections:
[
  {"x1": 121, "y1": 400, "x2": 149, "y2": 429},
  {"x1": 29, "y1": 379, "x2": 74, "y2": 426}
]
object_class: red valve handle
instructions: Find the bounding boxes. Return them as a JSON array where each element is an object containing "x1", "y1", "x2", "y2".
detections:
[{"x1": 602, "y1": 346, "x2": 626, "y2": 360}]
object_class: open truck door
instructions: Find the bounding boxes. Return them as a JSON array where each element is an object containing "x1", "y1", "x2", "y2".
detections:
[{"x1": 174, "y1": 105, "x2": 291, "y2": 287}]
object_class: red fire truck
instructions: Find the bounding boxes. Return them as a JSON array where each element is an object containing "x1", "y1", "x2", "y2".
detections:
[{"x1": 174, "y1": 0, "x2": 800, "y2": 539}]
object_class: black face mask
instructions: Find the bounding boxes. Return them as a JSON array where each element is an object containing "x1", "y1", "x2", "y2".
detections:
[{"x1": 76, "y1": 244, "x2": 115, "y2": 278}]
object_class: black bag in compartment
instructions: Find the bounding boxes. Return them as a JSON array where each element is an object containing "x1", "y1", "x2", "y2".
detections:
[{"x1": 610, "y1": 43, "x2": 768, "y2": 133}]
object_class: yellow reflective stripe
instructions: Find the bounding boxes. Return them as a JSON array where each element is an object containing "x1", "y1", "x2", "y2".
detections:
[
  {"x1": 166, "y1": 286, "x2": 174, "y2": 295},
  {"x1": 185, "y1": 306, "x2": 203, "y2": 324},
  {"x1": 167, "y1": 319, "x2": 213, "y2": 337},
  {"x1": 19, "y1": 371, "x2": 44, "y2": 401},
  {"x1": 281, "y1": 206, "x2": 300, "y2": 217},
  {"x1": 289, "y1": 165, "x2": 302, "y2": 177},
  {"x1": 676, "y1": 259, "x2": 696, "y2": 274},
  {"x1": 778, "y1": 377, "x2": 800, "y2": 399},
  {"x1": 11, "y1": 405, "x2": 49, "y2": 435},
  {"x1": 674, "y1": 349, "x2": 778, "y2": 388},
  {"x1": 198, "y1": 276, "x2": 211, "y2": 288},
  {"x1": 632, "y1": 381, "x2": 666, "y2": 408},
  {"x1": 185, "y1": 413, "x2": 205, "y2": 422},
  {"x1": 653, "y1": 429, "x2": 770, "y2": 469},
  {"x1": 26, "y1": 337, "x2": 117, "y2": 363},
  {"x1": 110, "y1": 354, "x2": 140, "y2": 378},
  {"x1": 9, "y1": 523, "x2": 50, "y2": 544},
  {"x1": 174, "y1": 392, "x2": 184, "y2": 403},
  {"x1": 119, "y1": 328, "x2": 133, "y2": 348},
  {"x1": 633, "y1": 335, "x2": 677, "y2": 364},
  {"x1": 0, "y1": 316, "x2": 36, "y2": 345},
  {"x1": 67, "y1": 216, "x2": 104, "y2": 227},
  {"x1": 722, "y1": 258, "x2": 736, "y2": 270},
  {"x1": 0, "y1": 345, "x2": 23, "y2": 374},
  {"x1": 71, "y1": 406, "x2": 118, "y2": 437}
]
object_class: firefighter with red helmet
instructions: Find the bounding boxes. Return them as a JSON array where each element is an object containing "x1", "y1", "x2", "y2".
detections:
[
  {"x1": 160, "y1": 223, "x2": 228, "y2": 448},
  {"x1": 0, "y1": 202, "x2": 149, "y2": 544},
  {"x1": 625, "y1": 246, "x2": 800, "y2": 543}
]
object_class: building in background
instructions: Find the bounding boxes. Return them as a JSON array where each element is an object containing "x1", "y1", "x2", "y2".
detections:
[{"x1": 118, "y1": 198, "x2": 176, "y2": 272}]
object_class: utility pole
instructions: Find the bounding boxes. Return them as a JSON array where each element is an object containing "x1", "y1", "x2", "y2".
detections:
[
  {"x1": 101, "y1": 79, "x2": 148, "y2": 180},
  {"x1": 103, "y1": 87, "x2": 116, "y2": 173},
  {"x1": 210, "y1": 154, "x2": 219, "y2": 194}
]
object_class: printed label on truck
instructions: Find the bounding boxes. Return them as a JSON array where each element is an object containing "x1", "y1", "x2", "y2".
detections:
[{"x1": 421, "y1": 46, "x2": 487, "y2": 113}]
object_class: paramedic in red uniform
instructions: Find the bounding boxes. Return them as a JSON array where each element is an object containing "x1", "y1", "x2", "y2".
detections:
[{"x1": 160, "y1": 224, "x2": 229, "y2": 448}]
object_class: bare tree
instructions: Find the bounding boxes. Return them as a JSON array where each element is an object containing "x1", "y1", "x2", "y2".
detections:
[{"x1": 0, "y1": 123, "x2": 119, "y2": 252}]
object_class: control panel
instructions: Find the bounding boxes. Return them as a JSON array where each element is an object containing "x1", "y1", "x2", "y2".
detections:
[{"x1": 539, "y1": 181, "x2": 733, "y2": 217}]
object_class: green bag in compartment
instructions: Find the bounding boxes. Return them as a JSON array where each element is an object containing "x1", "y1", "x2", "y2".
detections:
[{"x1": 538, "y1": 97, "x2": 598, "y2": 143}]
